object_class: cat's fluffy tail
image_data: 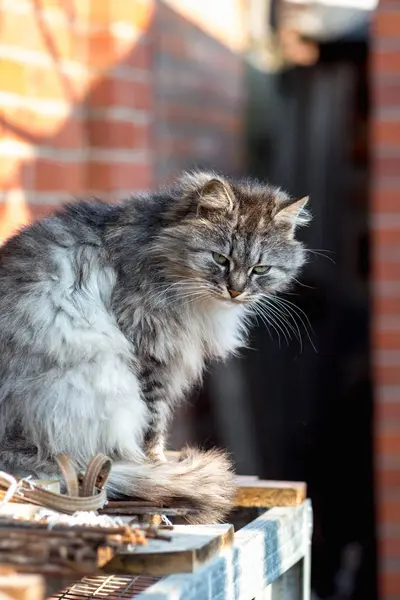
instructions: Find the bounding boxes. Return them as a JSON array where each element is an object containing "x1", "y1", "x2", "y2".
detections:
[{"x1": 107, "y1": 447, "x2": 235, "y2": 524}]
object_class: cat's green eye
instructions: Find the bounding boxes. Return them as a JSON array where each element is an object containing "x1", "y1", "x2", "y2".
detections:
[
  {"x1": 212, "y1": 252, "x2": 229, "y2": 266},
  {"x1": 252, "y1": 265, "x2": 271, "y2": 275}
]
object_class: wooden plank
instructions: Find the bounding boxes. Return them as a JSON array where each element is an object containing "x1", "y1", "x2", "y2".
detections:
[
  {"x1": 0, "y1": 575, "x2": 44, "y2": 600},
  {"x1": 0, "y1": 504, "x2": 42, "y2": 519},
  {"x1": 235, "y1": 479, "x2": 306, "y2": 508},
  {"x1": 165, "y1": 453, "x2": 303, "y2": 508},
  {"x1": 104, "y1": 523, "x2": 234, "y2": 577},
  {"x1": 235, "y1": 475, "x2": 260, "y2": 484},
  {"x1": 135, "y1": 500, "x2": 313, "y2": 600}
]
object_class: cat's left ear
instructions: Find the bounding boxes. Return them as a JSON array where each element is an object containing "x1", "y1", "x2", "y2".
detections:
[
  {"x1": 275, "y1": 196, "x2": 311, "y2": 230},
  {"x1": 197, "y1": 179, "x2": 235, "y2": 216}
]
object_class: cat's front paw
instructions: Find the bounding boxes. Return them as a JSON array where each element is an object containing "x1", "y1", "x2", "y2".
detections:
[{"x1": 145, "y1": 442, "x2": 167, "y2": 463}]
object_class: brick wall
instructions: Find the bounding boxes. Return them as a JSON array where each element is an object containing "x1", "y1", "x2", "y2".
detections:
[
  {"x1": 0, "y1": 0, "x2": 245, "y2": 242},
  {"x1": 152, "y1": 0, "x2": 245, "y2": 185},
  {"x1": 372, "y1": 5, "x2": 400, "y2": 599}
]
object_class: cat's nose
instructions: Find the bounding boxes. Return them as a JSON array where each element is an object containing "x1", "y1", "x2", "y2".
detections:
[{"x1": 228, "y1": 289, "x2": 242, "y2": 298}]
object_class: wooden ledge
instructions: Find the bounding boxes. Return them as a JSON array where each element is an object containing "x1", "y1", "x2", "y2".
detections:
[
  {"x1": 166, "y1": 452, "x2": 307, "y2": 508},
  {"x1": 235, "y1": 476, "x2": 307, "y2": 508},
  {"x1": 104, "y1": 523, "x2": 234, "y2": 576}
]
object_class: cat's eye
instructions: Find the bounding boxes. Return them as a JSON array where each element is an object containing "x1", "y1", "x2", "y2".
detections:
[
  {"x1": 212, "y1": 252, "x2": 229, "y2": 266},
  {"x1": 252, "y1": 265, "x2": 271, "y2": 275}
]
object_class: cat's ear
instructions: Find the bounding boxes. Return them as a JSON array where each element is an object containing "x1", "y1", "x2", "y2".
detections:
[
  {"x1": 275, "y1": 196, "x2": 310, "y2": 231},
  {"x1": 197, "y1": 178, "x2": 235, "y2": 216}
]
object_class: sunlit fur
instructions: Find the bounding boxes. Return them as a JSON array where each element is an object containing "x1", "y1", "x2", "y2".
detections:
[{"x1": 0, "y1": 171, "x2": 310, "y2": 523}]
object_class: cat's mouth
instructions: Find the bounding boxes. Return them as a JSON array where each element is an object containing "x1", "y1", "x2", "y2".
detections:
[{"x1": 218, "y1": 288, "x2": 248, "y2": 304}]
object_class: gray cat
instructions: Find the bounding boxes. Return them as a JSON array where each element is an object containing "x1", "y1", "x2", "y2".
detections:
[{"x1": 0, "y1": 171, "x2": 310, "y2": 523}]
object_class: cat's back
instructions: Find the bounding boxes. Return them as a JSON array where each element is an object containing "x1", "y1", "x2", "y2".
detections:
[
  {"x1": 0, "y1": 200, "x2": 111, "y2": 280},
  {"x1": 0, "y1": 201, "x2": 119, "y2": 355}
]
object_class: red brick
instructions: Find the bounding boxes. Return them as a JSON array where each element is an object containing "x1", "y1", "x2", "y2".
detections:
[
  {"x1": 48, "y1": 116, "x2": 86, "y2": 149},
  {"x1": 375, "y1": 400, "x2": 400, "y2": 420},
  {"x1": 89, "y1": 0, "x2": 154, "y2": 29},
  {"x1": 121, "y1": 38, "x2": 152, "y2": 70},
  {"x1": 87, "y1": 119, "x2": 150, "y2": 149},
  {"x1": 160, "y1": 103, "x2": 240, "y2": 132},
  {"x1": 375, "y1": 154, "x2": 400, "y2": 178},
  {"x1": 3, "y1": 112, "x2": 86, "y2": 149},
  {"x1": 158, "y1": 138, "x2": 192, "y2": 157},
  {"x1": 110, "y1": 0, "x2": 154, "y2": 30},
  {"x1": 32, "y1": 19, "x2": 73, "y2": 59},
  {"x1": 380, "y1": 537, "x2": 400, "y2": 560},
  {"x1": 88, "y1": 77, "x2": 152, "y2": 110},
  {"x1": 375, "y1": 362, "x2": 400, "y2": 385},
  {"x1": 374, "y1": 227, "x2": 400, "y2": 246},
  {"x1": 30, "y1": 204, "x2": 58, "y2": 220},
  {"x1": 374, "y1": 328, "x2": 400, "y2": 350},
  {"x1": 87, "y1": 160, "x2": 152, "y2": 191},
  {"x1": 373, "y1": 50, "x2": 400, "y2": 74},
  {"x1": 375, "y1": 260, "x2": 400, "y2": 281},
  {"x1": 0, "y1": 10, "x2": 37, "y2": 51},
  {"x1": 378, "y1": 469, "x2": 400, "y2": 488},
  {"x1": 377, "y1": 431, "x2": 400, "y2": 455},
  {"x1": 375, "y1": 296, "x2": 400, "y2": 315},
  {"x1": 0, "y1": 157, "x2": 36, "y2": 190},
  {"x1": 372, "y1": 188, "x2": 400, "y2": 212},
  {"x1": 159, "y1": 32, "x2": 188, "y2": 58},
  {"x1": 87, "y1": 30, "x2": 117, "y2": 68},
  {"x1": 374, "y1": 80, "x2": 400, "y2": 107},
  {"x1": 28, "y1": 65, "x2": 84, "y2": 102},
  {"x1": 380, "y1": 571, "x2": 400, "y2": 597},
  {"x1": 1, "y1": 105, "x2": 49, "y2": 140},
  {"x1": 375, "y1": 12, "x2": 400, "y2": 38},
  {"x1": 0, "y1": 60, "x2": 27, "y2": 95},
  {"x1": 89, "y1": 0, "x2": 110, "y2": 23},
  {"x1": 379, "y1": 498, "x2": 400, "y2": 523},
  {"x1": 0, "y1": 194, "x2": 32, "y2": 241},
  {"x1": 34, "y1": 159, "x2": 85, "y2": 193},
  {"x1": 373, "y1": 121, "x2": 400, "y2": 147}
]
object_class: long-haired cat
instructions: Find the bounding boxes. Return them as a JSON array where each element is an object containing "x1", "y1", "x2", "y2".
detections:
[{"x1": 0, "y1": 172, "x2": 310, "y2": 522}]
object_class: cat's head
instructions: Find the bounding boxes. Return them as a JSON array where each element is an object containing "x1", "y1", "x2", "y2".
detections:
[{"x1": 155, "y1": 171, "x2": 310, "y2": 306}]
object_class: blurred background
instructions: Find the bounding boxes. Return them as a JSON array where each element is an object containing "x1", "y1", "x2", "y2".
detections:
[{"x1": 0, "y1": 0, "x2": 395, "y2": 598}]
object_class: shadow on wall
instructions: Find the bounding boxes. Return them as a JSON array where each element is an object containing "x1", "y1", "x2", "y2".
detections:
[{"x1": 0, "y1": 0, "x2": 245, "y2": 243}]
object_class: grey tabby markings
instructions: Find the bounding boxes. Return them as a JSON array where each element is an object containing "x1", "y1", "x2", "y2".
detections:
[{"x1": 0, "y1": 171, "x2": 310, "y2": 523}]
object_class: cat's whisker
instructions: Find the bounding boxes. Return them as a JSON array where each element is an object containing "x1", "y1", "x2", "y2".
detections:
[
  {"x1": 254, "y1": 299, "x2": 291, "y2": 344},
  {"x1": 146, "y1": 279, "x2": 210, "y2": 308},
  {"x1": 292, "y1": 278, "x2": 315, "y2": 290},
  {"x1": 304, "y1": 249, "x2": 336, "y2": 265},
  {"x1": 166, "y1": 293, "x2": 212, "y2": 311},
  {"x1": 307, "y1": 248, "x2": 335, "y2": 254},
  {"x1": 254, "y1": 300, "x2": 291, "y2": 346},
  {"x1": 252, "y1": 303, "x2": 284, "y2": 346},
  {"x1": 263, "y1": 295, "x2": 317, "y2": 353},
  {"x1": 273, "y1": 295, "x2": 315, "y2": 336},
  {"x1": 263, "y1": 296, "x2": 305, "y2": 351},
  {"x1": 162, "y1": 288, "x2": 213, "y2": 308},
  {"x1": 252, "y1": 305, "x2": 276, "y2": 343}
]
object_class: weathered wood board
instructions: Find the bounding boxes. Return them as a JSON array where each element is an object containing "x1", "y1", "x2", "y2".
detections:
[
  {"x1": 0, "y1": 574, "x2": 44, "y2": 600},
  {"x1": 0, "y1": 504, "x2": 42, "y2": 518},
  {"x1": 235, "y1": 478, "x2": 306, "y2": 507},
  {"x1": 104, "y1": 523, "x2": 234, "y2": 576},
  {"x1": 166, "y1": 453, "x2": 306, "y2": 507},
  {"x1": 135, "y1": 501, "x2": 312, "y2": 600}
]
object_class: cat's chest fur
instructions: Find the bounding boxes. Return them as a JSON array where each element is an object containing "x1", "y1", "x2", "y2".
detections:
[{"x1": 119, "y1": 297, "x2": 246, "y2": 403}]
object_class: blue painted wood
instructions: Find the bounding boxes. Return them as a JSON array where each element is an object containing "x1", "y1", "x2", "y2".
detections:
[{"x1": 136, "y1": 500, "x2": 313, "y2": 600}]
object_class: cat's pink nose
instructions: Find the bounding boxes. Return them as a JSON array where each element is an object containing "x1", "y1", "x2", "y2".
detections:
[{"x1": 228, "y1": 289, "x2": 241, "y2": 298}]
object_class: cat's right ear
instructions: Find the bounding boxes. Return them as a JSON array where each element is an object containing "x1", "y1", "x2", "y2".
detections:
[{"x1": 196, "y1": 179, "x2": 235, "y2": 217}]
